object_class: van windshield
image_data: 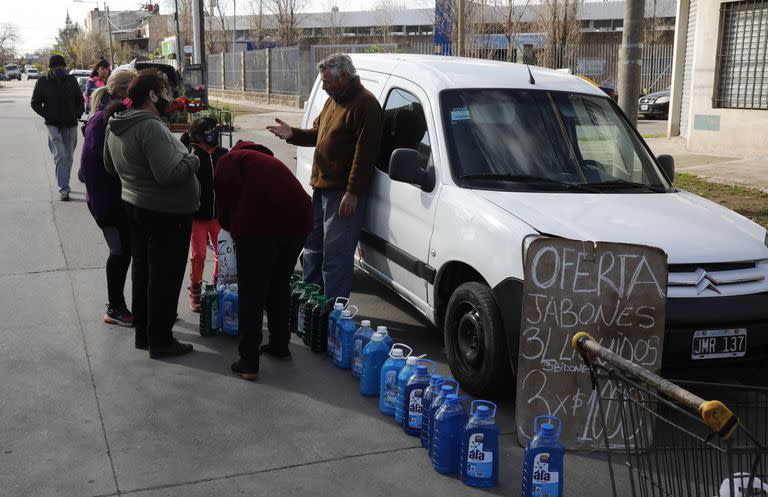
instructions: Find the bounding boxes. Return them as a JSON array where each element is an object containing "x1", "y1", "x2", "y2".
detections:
[{"x1": 440, "y1": 89, "x2": 672, "y2": 193}]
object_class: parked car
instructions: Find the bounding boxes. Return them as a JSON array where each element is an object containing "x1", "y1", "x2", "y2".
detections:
[
  {"x1": 26, "y1": 67, "x2": 40, "y2": 80},
  {"x1": 69, "y1": 69, "x2": 92, "y2": 92},
  {"x1": 639, "y1": 87, "x2": 671, "y2": 119},
  {"x1": 4, "y1": 63, "x2": 21, "y2": 81},
  {"x1": 578, "y1": 75, "x2": 618, "y2": 101},
  {"x1": 295, "y1": 54, "x2": 768, "y2": 396},
  {"x1": 0, "y1": 72, "x2": 7, "y2": 81}
]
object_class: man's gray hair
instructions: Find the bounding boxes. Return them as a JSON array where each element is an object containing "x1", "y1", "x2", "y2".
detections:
[{"x1": 317, "y1": 53, "x2": 358, "y2": 79}]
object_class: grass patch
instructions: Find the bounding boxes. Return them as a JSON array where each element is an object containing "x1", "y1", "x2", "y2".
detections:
[
  {"x1": 674, "y1": 173, "x2": 768, "y2": 229},
  {"x1": 641, "y1": 133, "x2": 666, "y2": 139},
  {"x1": 206, "y1": 99, "x2": 258, "y2": 119}
]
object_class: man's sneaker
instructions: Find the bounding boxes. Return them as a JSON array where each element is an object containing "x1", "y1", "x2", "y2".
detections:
[
  {"x1": 104, "y1": 305, "x2": 134, "y2": 327},
  {"x1": 259, "y1": 344, "x2": 292, "y2": 361},
  {"x1": 149, "y1": 339, "x2": 193, "y2": 359},
  {"x1": 231, "y1": 358, "x2": 259, "y2": 380},
  {"x1": 188, "y1": 283, "x2": 202, "y2": 312},
  {"x1": 60, "y1": 192, "x2": 70, "y2": 201}
]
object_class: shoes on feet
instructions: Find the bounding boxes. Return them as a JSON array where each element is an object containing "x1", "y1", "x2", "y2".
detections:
[
  {"x1": 60, "y1": 191, "x2": 70, "y2": 201},
  {"x1": 259, "y1": 344, "x2": 292, "y2": 360},
  {"x1": 188, "y1": 283, "x2": 202, "y2": 312},
  {"x1": 149, "y1": 339, "x2": 193, "y2": 359},
  {"x1": 104, "y1": 305, "x2": 134, "y2": 327},
  {"x1": 231, "y1": 358, "x2": 259, "y2": 380}
]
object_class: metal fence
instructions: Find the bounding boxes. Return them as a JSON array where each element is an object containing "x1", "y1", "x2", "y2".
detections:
[
  {"x1": 208, "y1": 53, "x2": 222, "y2": 89},
  {"x1": 244, "y1": 50, "x2": 267, "y2": 92},
  {"x1": 224, "y1": 52, "x2": 242, "y2": 90},
  {"x1": 270, "y1": 46, "x2": 300, "y2": 95}
]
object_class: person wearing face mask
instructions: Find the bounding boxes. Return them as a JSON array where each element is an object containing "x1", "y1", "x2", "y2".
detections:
[
  {"x1": 180, "y1": 117, "x2": 228, "y2": 311},
  {"x1": 30, "y1": 54, "x2": 85, "y2": 201},
  {"x1": 104, "y1": 69, "x2": 200, "y2": 359},
  {"x1": 80, "y1": 69, "x2": 138, "y2": 327}
]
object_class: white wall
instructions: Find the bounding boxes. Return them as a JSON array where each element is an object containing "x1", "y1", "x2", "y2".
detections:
[{"x1": 686, "y1": 0, "x2": 768, "y2": 155}]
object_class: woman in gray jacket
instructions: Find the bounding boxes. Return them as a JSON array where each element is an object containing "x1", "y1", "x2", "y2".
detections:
[{"x1": 104, "y1": 70, "x2": 200, "y2": 359}]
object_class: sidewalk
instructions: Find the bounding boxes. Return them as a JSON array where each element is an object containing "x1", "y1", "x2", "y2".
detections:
[{"x1": 645, "y1": 137, "x2": 768, "y2": 192}]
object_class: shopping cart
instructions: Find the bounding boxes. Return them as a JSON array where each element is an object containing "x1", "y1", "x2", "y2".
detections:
[{"x1": 572, "y1": 332, "x2": 768, "y2": 497}]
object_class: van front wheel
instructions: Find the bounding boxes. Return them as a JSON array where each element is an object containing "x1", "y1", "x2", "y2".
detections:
[{"x1": 444, "y1": 282, "x2": 511, "y2": 397}]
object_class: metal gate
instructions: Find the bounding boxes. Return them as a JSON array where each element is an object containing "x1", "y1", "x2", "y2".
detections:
[{"x1": 680, "y1": 0, "x2": 697, "y2": 137}]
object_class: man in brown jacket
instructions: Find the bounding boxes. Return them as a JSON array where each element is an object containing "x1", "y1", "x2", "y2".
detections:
[{"x1": 267, "y1": 53, "x2": 382, "y2": 301}]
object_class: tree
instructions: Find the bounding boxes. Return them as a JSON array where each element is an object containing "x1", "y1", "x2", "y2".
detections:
[
  {"x1": 495, "y1": 0, "x2": 531, "y2": 62},
  {"x1": 73, "y1": 29, "x2": 110, "y2": 69},
  {"x1": 321, "y1": 1, "x2": 345, "y2": 44},
  {"x1": 532, "y1": 0, "x2": 583, "y2": 69},
  {"x1": 204, "y1": 0, "x2": 231, "y2": 53},
  {"x1": 55, "y1": 12, "x2": 84, "y2": 68},
  {"x1": 0, "y1": 23, "x2": 19, "y2": 66},
  {"x1": 246, "y1": 0, "x2": 268, "y2": 47},
  {"x1": 265, "y1": 0, "x2": 305, "y2": 46},
  {"x1": 373, "y1": 0, "x2": 404, "y2": 44}
]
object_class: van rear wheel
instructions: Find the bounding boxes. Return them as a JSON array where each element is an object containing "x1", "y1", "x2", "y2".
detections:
[{"x1": 444, "y1": 282, "x2": 511, "y2": 397}]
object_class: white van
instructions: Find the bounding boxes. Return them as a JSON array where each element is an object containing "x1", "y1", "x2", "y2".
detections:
[{"x1": 296, "y1": 54, "x2": 768, "y2": 395}]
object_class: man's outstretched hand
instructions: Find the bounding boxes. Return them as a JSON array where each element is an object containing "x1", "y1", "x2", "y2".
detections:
[{"x1": 266, "y1": 118, "x2": 293, "y2": 140}]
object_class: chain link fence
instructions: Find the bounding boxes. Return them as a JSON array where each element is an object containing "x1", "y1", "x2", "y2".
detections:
[
  {"x1": 208, "y1": 53, "x2": 222, "y2": 89},
  {"x1": 244, "y1": 50, "x2": 267, "y2": 92},
  {"x1": 269, "y1": 46, "x2": 300, "y2": 95}
]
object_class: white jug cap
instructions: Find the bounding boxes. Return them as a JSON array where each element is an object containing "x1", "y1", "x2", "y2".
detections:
[
  {"x1": 390, "y1": 349, "x2": 404, "y2": 358},
  {"x1": 361, "y1": 320, "x2": 371, "y2": 327},
  {"x1": 334, "y1": 303, "x2": 345, "y2": 310},
  {"x1": 376, "y1": 326, "x2": 388, "y2": 334},
  {"x1": 371, "y1": 332, "x2": 385, "y2": 342},
  {"x1": 341, "y1": 309, "x2": 351, "y2": 318},
  {"x1": 406, "y1": 356, "x2": 419, "y2": 365},
  {"x1": 228, "y1": 283, "x2": 238, "y2": 292}
]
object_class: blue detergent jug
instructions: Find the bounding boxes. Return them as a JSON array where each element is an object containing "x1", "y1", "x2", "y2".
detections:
[
  {"x1": 431, "y1": 393, "x2": 469, "y2": 474},
  {"x1": 216, "y1": 280, "x2": 228, "y2": 329},
  {"x1": 428, "y1": 381, "x2": 459, "y2": 457},
  {"x1": 419, "y1": 374, "x2": 445, "y2": 448},
  {"x1": 460, "y1": 401, "x2": 499, "y2": 488},
  {"x1": 521, "y1": 416, "x2": 564, "y2": 497},
  {"x1": 351, "y1": 320, "x2": 375, "y2": 378},
  {"x1": 326, "y1": 300, "x2": 346, "y2": 359},
  {"x1": 379, "y1": 343, "x2": 412, "y2": 416},
  {"x1": 220, "y1": 283, "x2": 239, "y2": 336},
  {"x1": 375, "y1": 326, "x2": 393, "y2": 350},
  {"x1": 333, "y1": 306, "x2": 358, "y2": 369},
  {"x1": 394, "y1": 355, "x2": 429, "y2": 425},
  {"x1": 402, "y1": 362, "x2": 435, "y2": 436},
  {"x1": 360, "y1": 332, "x2": 390, "y2": 396}
]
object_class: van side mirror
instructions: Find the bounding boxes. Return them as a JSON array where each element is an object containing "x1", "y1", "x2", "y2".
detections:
[
  {"x1": 657, "y1": 154, "x2": 675, "y2": 183},
  {"x1": 389, "y1": 148, "x2": 435, "y2": 192}
]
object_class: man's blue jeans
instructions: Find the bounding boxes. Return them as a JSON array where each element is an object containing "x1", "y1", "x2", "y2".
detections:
[
  {"x1": 46, "y1": 125, "x2": 78, "y2": 194},
  {"x1": 302, "y1": 189, "x2": 367, "y2": 301}
]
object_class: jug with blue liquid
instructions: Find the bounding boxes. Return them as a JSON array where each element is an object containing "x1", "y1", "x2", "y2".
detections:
[
  {"x1": 460, "y1": 400, "x2": 499, "y2": 488},
  {"x1": 521, "y1": 416, "x2": 564, "y2": 497},
  {"x1": 431, "y1": 393, "x2": 469, "y2": 474},
  {"x1": 379, "y1": 343, "x2": 412, "y2": 416}
]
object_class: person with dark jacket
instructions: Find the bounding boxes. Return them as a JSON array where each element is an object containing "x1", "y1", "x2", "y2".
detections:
[
  {"x1": 30, "y1": 54, "x2": 85, "y2": 201},
  {"x1": 181, "y1": 117, "x2": 228, "y2": 311},
  {"x1": 80, "y1": 69, "x2": 137, "y2": 327},
  {"x1": 214, "y1": 141, "x2": 313, "y2": 380},
  {"x1": 104, "y1": 70, "x2": 200, "y2": 359}
]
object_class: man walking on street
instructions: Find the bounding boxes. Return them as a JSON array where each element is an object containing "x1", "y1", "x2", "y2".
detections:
[
  {"x1": 31, "y1": 54, "x2": 84, "y2": 201},
  {"x1": 267, "y1": 53, "x2": 382, "y2": 301}
]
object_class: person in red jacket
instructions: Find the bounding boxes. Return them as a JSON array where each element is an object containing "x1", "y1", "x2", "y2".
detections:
[{"x1": 214, "y1": 141, "x2": 313, "y2": 380}]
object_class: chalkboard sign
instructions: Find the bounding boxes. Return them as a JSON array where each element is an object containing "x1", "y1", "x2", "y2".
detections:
[{"x1": 515, "y1": 238, "x2": 668, "y2": 449}]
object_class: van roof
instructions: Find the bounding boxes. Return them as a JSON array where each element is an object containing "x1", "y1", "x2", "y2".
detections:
[{"x1": 348, "y1": 53, "x2": 604, "y2": 96}]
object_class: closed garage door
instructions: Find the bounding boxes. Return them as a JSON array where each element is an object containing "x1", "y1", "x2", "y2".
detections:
[{"x1": 680, "y1": 0, "x2": 697, "y2": 137}]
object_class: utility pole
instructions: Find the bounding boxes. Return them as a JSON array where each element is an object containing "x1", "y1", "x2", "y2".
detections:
[
  {"x1": 105, "y1": 4, "x2": 115, "y2": 66},
  {"x1": 173, "y1": 0, "x2": 184, "y2": 69},
  {"x1": 232, "y1": 0, "x2": 237, "y2": 53},
  {"x1": 456, "y1": 0, "x2": 465, "y2": 56},
  {"x1": 192, "y1": 0, "x2": 203, "y2": 64},
  {"x1": 618, "y1": 0, "x2": 645, "y2": 127}
]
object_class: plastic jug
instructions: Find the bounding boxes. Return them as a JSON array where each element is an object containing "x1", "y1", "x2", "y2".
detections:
[
  {"x1": 431, "y1": 393, "x2": 469, "y2": 474},
  {"x1": 220, "y1": 283, "x2": 239, "y2": 336},
  {"x1": 360, "y1": 332, "x2": 390, "y2": 396},
  {"x1": 379, "y1": 343, "x2": 412, "y2": 416},
  {"x1": 216, "y1": 279, "x2": 229, "y2": 328},
  {"x1": 394, "y1": 355, "x2": 428, "y2": 425},
  {"x1": 521, "y1": 416, "x2": 564, "y2": 497},
  {"x1": 294, "y1": 284, "x2": 320, "y2": 336},
  {"x1": 428, "y1": 381, "x2": 459, "y2": 456},
  {"x1": 199, "y1": 282, "x2": 220, "y2": 336},
  {"x1": 327, "y1": 298, "x2": 348, "y2": 359},
  {"x1": 308, "y1": 295, "x2": 330, "y2": 353},
  {"x1": 402, "y1": 362, "x2": 435, "y2": 436},
  {"x1": 375, "y1": 326, "x2": 393, "y2": 350},
  {"x1": 333, "y1": 306, "x2": 359, "y2": 369},
  {"x1": 288, "y1": 282, "x2": 307, "y2": 336},
  {"x1": 300, "y1": 291, "x2": 321, "y2": 344},
  {"x1": 419, "y1": 374, "x2": 445, "y2": 448},
  {"x1": 460, "y1": 401, "x2": 499, "y2": 488},
  {"x1": 351, "y1": 320, "x2": 375, "y2": 378}
]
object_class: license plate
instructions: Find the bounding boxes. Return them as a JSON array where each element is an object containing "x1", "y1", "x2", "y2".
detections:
[
  {"x1": 640, "y1": 104, "x2": 649, "y2": 110},
  {"x1": 691, "y1": 329, "x2": 747, "y2": 360}
]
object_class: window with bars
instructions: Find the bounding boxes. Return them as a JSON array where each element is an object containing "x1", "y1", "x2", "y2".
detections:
[{"x1": 714, "y1": 0, "x2": 768, "y2": 110}]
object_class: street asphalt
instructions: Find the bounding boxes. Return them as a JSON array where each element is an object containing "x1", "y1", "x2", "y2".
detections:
[{"x1": 0, "y1": 79, "x2": 757, "y2": 497}]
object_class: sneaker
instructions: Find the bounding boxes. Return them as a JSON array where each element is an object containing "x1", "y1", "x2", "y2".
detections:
[
  {"x1": 231, "y1": 358, "x2": 259, "y2": 380},
  {"x1": 60, "y1": 192, "x2": 70, "y2": 201},
  {"x1": 259, "y1": 344, "x2": 292, "y2": 361},
  {"x1": 149, "y1": 339, "x2": 193, "y2": 359},
  {"x1": 188, "y1": 283, "x2": 202, "y2": 312},
  {"x1": 104, "y1": 305, "x2": 134, "y2": 327}
]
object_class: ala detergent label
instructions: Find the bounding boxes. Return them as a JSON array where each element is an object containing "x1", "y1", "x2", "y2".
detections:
[
  {"x1": 532, "y1": 452, "x2": 560, "y2": 496},
  {"x1": 466, "y1": 433, "x2": 493, "y2": 479},
  {"x1": 407, "y1": 389, "x2": 424, "y2": 428},
  {"x1": 352, "y1": 340, "x2": 363, "y2": 371},
  {"x1": 383, "y1": 370, "x2": 398, "y2": 407}
]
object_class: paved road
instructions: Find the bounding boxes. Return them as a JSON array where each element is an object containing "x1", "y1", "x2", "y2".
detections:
[
  {"x1": 0, "y1": 79, "x2": 751, "y2": 497},
  {"x1": 637, "y1": 116, "x2": 668, "y2": 137}
]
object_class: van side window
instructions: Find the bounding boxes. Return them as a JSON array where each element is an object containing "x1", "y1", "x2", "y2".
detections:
[{"x1": 378, "y1": 88, "x2": 431, "y2": 174}]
